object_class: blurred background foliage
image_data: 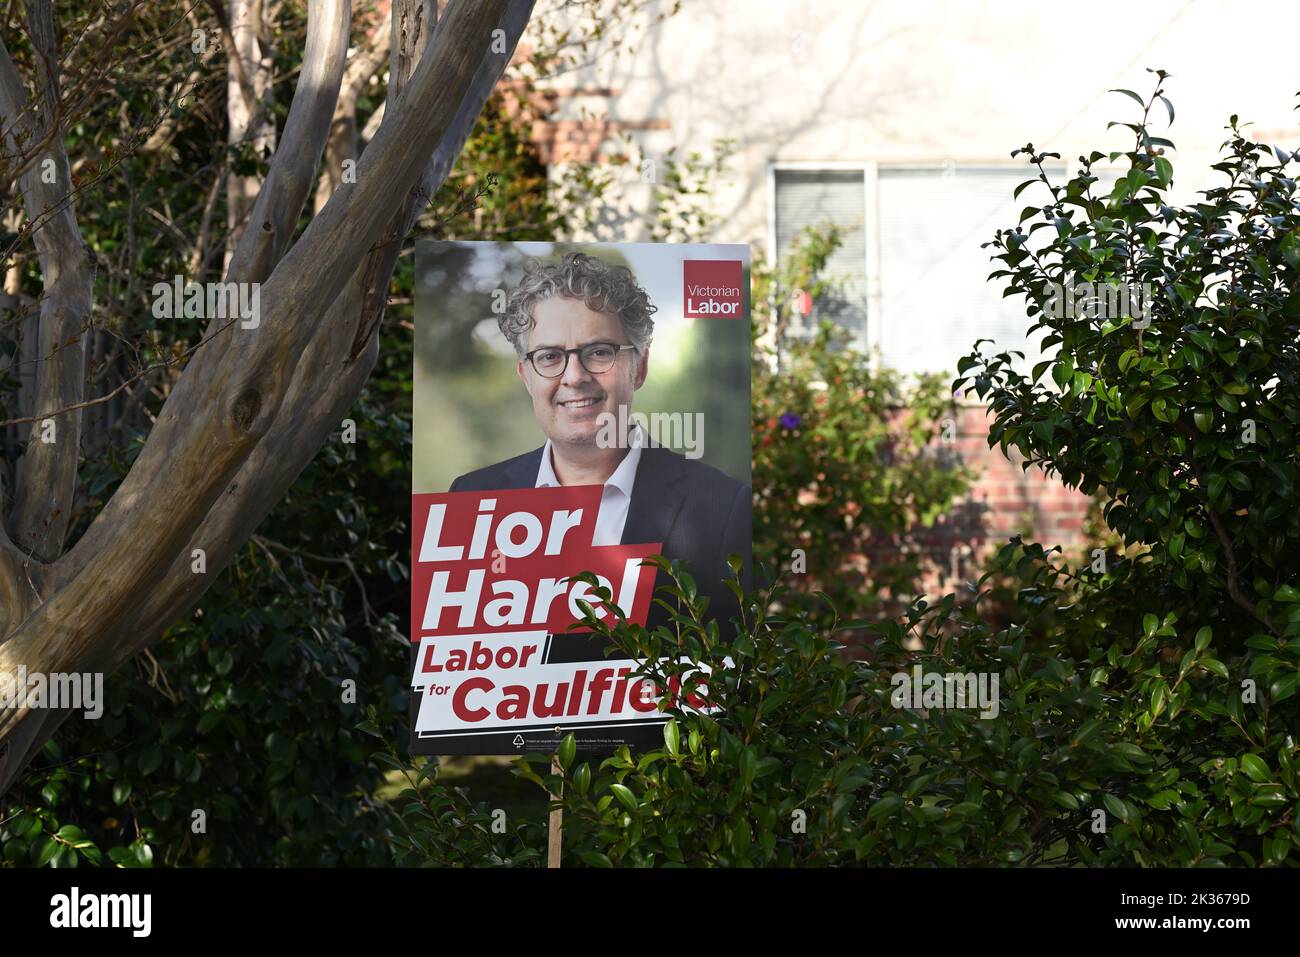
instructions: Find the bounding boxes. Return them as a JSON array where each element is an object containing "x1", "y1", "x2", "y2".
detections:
[{"x1": 751, "y1": 226, "x2": 973, "y2": 629}]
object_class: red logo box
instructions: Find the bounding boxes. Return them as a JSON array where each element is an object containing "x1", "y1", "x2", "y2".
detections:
[{"x1": 683, "y1": 259, "x2": 743, "y2": 319}]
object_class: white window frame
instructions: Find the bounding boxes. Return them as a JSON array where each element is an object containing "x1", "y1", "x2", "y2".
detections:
[{"x1": 768, "y1": 158, "x2": 1080, "y2": 401}]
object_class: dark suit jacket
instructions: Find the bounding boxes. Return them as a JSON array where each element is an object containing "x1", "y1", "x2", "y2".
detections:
[{"x1": 450, "y1": 445, "x2": 752, "y2": 645}]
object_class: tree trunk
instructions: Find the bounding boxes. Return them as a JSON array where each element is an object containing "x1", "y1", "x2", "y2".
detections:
[{"x1": 0, "y1": 0, "x2": 536, "y2": 796}]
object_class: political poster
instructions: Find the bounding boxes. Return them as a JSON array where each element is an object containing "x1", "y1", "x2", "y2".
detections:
[{"x1": 411, "y1": 241, "x2": 751, "y2": 754}]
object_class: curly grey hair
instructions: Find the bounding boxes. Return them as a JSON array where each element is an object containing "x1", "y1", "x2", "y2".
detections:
[{"x1": 499, "y1": 252, "x2": 656, "y2": 357}]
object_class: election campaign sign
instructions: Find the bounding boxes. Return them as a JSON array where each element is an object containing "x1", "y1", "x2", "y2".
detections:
[{"x1": 411, "y1": 241, "x2": 752, "y2": 755}]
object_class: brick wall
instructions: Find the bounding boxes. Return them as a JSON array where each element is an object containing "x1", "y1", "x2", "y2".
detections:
[
  {"x1": 915, "y1": 404, "x2": 1093, "y2": 595},
  {"x1": 496, "y1": 78, "x2": 671, "y2": 166}
]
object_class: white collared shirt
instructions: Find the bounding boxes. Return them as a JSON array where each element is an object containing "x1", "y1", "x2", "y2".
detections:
[{"x1": 535, "y1": 424, "x2": 645, "y2": 546}]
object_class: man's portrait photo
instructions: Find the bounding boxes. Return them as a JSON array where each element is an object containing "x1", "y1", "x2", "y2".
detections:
[{"x1": 414, "y1": 242, "x2": 752, "y2": 637}]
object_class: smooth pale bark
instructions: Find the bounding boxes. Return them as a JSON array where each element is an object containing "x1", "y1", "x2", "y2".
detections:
[
  {"x1": 313, "y1": 1, "x2": 393, "y2": 216},
  {"x1": 224, "y1": 0, "x2": 277, "y2": 269},
  {"x1": 226, "y1": 0, "x2": 351, "y2": 286},
  {"x1": 0, "y1": 0, "x2": 535, "y2": 795},
  {"x1": 179, "y1": 0, "x2": 351, "y2": 386}
]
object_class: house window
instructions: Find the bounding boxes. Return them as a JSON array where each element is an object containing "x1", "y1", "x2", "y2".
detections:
[
  {"x1": 772, "y1": 168, "x2": 869, "y2": 344},
  {"x1": 876, "y1": 165, "x2": 1061, "y2": 378}
]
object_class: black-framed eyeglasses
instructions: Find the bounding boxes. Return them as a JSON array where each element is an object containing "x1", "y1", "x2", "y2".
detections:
[{"x1": 524, "y1": 342, "x2": 637, "y2": 378}]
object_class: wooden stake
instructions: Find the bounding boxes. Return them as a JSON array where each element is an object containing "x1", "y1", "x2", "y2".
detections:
[{"x1": 547, "y1": 755, "x2": 563, "y2": 868}]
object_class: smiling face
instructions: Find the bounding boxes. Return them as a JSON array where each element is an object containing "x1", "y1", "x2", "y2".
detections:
[{"x1": 517, "y1": 296, "x2": 648, "y2": 452}]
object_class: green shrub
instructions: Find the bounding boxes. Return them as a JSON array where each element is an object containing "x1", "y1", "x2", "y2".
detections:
[
  {"x1": 379, "y1": 560, "x2": 885, "y2": 867},
  {"x1": 957, "y1": 72, "x2": 1300, "y2": 647},
  {"x1": 0, "y1": 384, "x2": 411, "y2": 868},
  {"x1": 385, "y1": 549, "x2": 1299, "y2": 867},
  {"x1": 945, "y1": 74, "x2": 1300, "y2": 865}
]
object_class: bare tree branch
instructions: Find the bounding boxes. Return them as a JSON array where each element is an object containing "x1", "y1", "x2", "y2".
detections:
[
  {"x1": 0, "y1": 0, "x2": 535, "y2": 796},
  {"x1": 206, "y1": 0, "x2": 259, "y2": 115},
  {"x1": 224, "y1": 0, "x2": 277, "y2": 264},
  {"x1": 99, "y1": 0, "x2": 534, "y2": 653},
  {"x1": 4, "y1": 2, "x2": 93, "y2": 563},
  {"x1": 227, "y1": 0, "x2": 351, "y2": 285},
  {"x1": 312, "y1": 0, "x2": 392, "y2": 214}
]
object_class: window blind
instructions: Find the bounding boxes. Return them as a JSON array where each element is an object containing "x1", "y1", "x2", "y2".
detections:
[{"x1": 774, "y1": 169, "x2": 869, "y2": 343}]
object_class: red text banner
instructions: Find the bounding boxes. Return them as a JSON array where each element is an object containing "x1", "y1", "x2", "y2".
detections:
[
  {"x1": 411, "y1": 487, "x2": 661, "y2": 642},
  {"x1": 411, "y1": 631, "x2": 720, "y2": 742}
]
